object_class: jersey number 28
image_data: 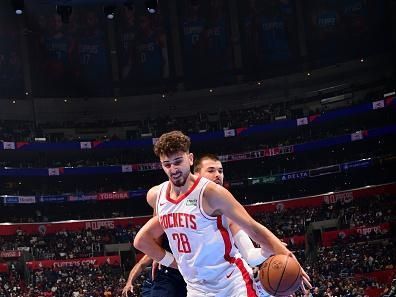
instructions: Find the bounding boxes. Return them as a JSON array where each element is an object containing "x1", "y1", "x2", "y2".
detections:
[{"x1": 172, "y1": 233, "x2": 191, "y2": 253}]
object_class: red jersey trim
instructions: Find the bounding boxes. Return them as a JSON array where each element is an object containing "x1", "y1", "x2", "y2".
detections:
[
  {"x1": 166, "y1": 176, "x2": 201, "y2": 204},
  {"x1": 217, "y1": 216, "x2": 258, "y2": 297}
]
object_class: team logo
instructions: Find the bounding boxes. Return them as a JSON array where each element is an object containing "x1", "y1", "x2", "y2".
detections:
[
  {"x1": 272, "y1": 260, "x2": 284, "y2": 270},
  {"x1": 186, "y1": 198, "x2": 197, "y2": 206},
  {"x1": 38, "y1": 225, "x2": 47, "y2": 235},
  {"x1": 276, "y1": 203, "x2": 285, "y2": 212}
]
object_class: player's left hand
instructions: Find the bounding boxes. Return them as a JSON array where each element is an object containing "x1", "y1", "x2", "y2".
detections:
[
  {"x1": 121, "y1": 282, "x2": 133, "y2": 297},
  {"x1": 289, "y1": 253, "x2": 312, "y2": 294}
]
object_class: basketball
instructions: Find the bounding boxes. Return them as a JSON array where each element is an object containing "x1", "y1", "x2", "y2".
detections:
[{"x1": 259, "y1": 254, "x2": 302, "y2": 296}]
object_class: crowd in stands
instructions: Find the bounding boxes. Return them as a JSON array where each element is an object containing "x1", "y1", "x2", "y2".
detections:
[
  {"x1": 0, "y1": 264, "x2": 125, "y2": 297},
  {"x1": 303, "y1": 277, "x2": 395, "y2": 297},
  {"x1": 0, "y1": 227, "x2": 137, "y2": 261},
  {"x1": 0, "y1": 270, "x2": 27, "y2": 297},
  {"x1": 253, "y1": 194, "x2": 395, "y2": 239},
  {"x1": 30, "y1": 264, "x2": 124, "y2": 297},
  {"x1": 254, "y1": 206, "x2": 335, "y2": 238},
  {"x1": 0, "y1": 83, "x2": 392, "y2": 144},
  {"x1": 341, "y1": 195, "x2": 395, "y2": 229},
  {"x1": 0, "y1": 193, "x2": 394, "y2": 296},
  {"x1": 0, "y1": 120, "x2": 33, "y2": 143},
  {"x1": 0, "y1": 194, "x2": 393, "y2": 258},
  {"x1": 310, "y1": 240, "x2": 395, "y2": 278},
  {"x1": 0, "y1": 104, "x2": 394, "y2": 182},
  {"x1": 304, "y1": 235, "x2": 396, "y2": 297}
]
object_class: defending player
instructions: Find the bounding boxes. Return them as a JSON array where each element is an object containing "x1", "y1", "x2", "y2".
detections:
[{"x1": 193, "y1": 153, "x2": 271, "y2": 296}]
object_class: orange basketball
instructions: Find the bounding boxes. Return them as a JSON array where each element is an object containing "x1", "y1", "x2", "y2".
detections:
[{"x1": 259, "y1": 254, "x2": 302, "y2": 296}]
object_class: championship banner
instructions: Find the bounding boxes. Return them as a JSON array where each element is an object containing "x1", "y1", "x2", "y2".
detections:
[
  {"x1": 263, "y1": 147, "x2": 280, "y2": 157},
  {"x1": 219, "y1": 150, "x2": 264, "y2": 162},
  {"x1": 0, "y1": 250, "x2": 21, "y2": 258},
  {"x1": 224, "y1": 129, "x2": 236, "y2": 137},
  {"x1": 26, "y1": 255, "x2": 121, "y2": 270},
  {"x1": 351, "y1": 130, "x2": 368, "y2": 141},
  {"x1": 296, "y1": 117, "x2": 308, "y2": 126},
  {"x1": 122, "y1": 165, "x2": 133, "y2": 173},
  {"x1": 132, "y1": 162, "x2": 162, "y2": 172},
  {"x1": 219, "y1": 146, "x2": 293, "y2": 163},
  {"x1": 372, "y1": 100, "x2": 385, "y2": 110},
  {"x1": 2, "y1": 141, "x2": 15, "y2": 150},
  {"x1": 48, "y1": 168, "x2": 60, "y2": 176},
  {"x1": 80, "y1": 141, "x2": 92, "y2": 149}
]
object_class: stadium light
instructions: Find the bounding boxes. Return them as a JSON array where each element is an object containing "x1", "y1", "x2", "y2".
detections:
[
  {"x1": 145, "y1": 0, "x2": 158, "y2": 14},
  {"x1": 104, "y1": 6, "x2": 116, "y2": 19},
  {"x1": 12, "y1": 0, "x2": 24, "y2": 15}
]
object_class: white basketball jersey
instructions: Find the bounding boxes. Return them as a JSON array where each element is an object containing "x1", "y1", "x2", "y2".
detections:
[{"x1": 156, "y1": 176, "x2": 258, "y2": 297}]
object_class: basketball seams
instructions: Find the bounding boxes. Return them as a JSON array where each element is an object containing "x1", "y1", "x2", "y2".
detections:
[
  {"x1": 273, "y1": 255, "x2": 288, "y2": 295},
  {"x1": 265, "y1": 255, "x2": 277, "y2": 294},
  {"x1": 278, "y1": 268, "x2": 301, "y2": 293}
]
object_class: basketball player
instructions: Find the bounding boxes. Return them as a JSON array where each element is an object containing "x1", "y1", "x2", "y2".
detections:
[
  {"x1": 134, "y1": 131, "x2": 311, "y2": 296},
  {"x1": 122, "y1": 251, "x2": 186, "y2": 297},
  {"x1": 193, "y1": 153, "x2": 272, "y2": 297},
  {"x1": 122, "y1": 255, "x2": 152, "y2": 296},
  {"x1": 123, "y1": 153, "x2": 266, "y2": 296}
]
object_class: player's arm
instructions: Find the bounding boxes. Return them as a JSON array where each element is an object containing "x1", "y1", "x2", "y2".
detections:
[
  {"x1": 122, "y1": 255, "x2": 153, "y2": 297},
  {"x1": 133, "y1": 216, "x2": 177, "y2": 269},
  {"x1": 229, "y1": 221, "x2": 267, "y2": 267},
  {"x1": 205, "y1": 183, "x2": 288, "y2": 255},
  {"x1": 204, "y1": 183, "x2": 312, "y2": 290},
  {"x1": 146, "y1": 185, "x2": 159, "y2": 214}
]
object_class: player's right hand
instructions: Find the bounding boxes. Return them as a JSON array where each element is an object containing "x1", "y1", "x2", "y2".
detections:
[{"x1": 121, "y1": 283, "x2": 134, "y2": 297}]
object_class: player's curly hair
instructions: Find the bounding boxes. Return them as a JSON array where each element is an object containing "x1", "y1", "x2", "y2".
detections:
[{"x1": 154, "y1": 130, "x2": 191, "y2": 157}]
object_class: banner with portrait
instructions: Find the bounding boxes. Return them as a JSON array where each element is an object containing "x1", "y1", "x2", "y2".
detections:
[
  {"x1": 0, "y1": 2, "x2": 24, "y2": 97},
  {"x1": 237, "y1": 0, "x2": 299, "y2": 77},
  {"x1": 178, "y1": 0, "x2": 235, "y2": 88},
  {"x1": 116, "y1": 0, "x2": 171, "y2": 95},
  {"x1": 26, "y1": 3, "x2": 112, "y2": 96}
]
